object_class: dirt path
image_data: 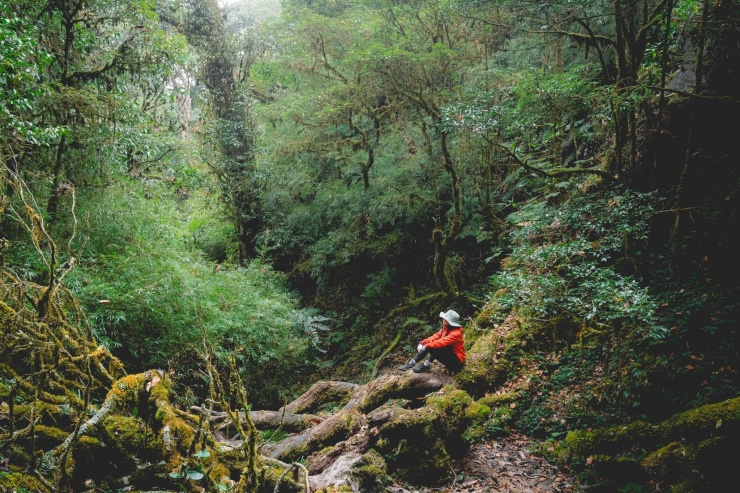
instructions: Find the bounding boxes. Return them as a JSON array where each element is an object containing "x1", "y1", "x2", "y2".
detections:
[{"x1": 387, "y1": 434, "x2": 578, "y2": 493}]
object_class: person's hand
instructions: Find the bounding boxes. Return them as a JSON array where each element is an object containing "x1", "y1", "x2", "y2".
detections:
[{"x1": 417, "y1": 343, "x2": 426, "y2": 352}]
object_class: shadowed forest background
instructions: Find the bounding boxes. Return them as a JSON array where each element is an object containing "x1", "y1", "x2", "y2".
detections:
[{"x1": 1, "y1": 0, "x2": 738, "y2": 492}]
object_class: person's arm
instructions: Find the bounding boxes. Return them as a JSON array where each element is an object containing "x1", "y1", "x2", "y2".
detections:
[
  {"x1": 423, "y1": 328, "x2": 463, "y2": 349},
  {"x1": 420, "y1": 328, "x2": 443, "y2": 346}
]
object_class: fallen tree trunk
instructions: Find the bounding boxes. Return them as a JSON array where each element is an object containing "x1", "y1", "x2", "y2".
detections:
[
  {"x1": 190, "y1": 406, "x2": 325, "y2": 433},
  {"x1": 280, "y1": 380, "x2": 358, "y2": 415},
  {"x1": 261, "y1": 372, "x2": 455, "y2": 463}
]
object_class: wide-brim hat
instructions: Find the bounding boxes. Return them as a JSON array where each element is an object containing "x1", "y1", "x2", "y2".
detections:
[{"x1": 439, "y1": 310, "x2": 462, "y2": 327}]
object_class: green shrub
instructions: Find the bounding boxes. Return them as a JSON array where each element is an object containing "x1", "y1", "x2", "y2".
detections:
[
  {"x1": 67, "y1": 180, "x2": 324, "y2": 406},
  {"x1": 489, "y1": 189, "x2": 664, "y2": 340}
]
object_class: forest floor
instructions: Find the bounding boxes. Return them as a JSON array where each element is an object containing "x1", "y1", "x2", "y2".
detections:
[{"x1": 387, "y1": 433, "x2": 578, "y2": 493}]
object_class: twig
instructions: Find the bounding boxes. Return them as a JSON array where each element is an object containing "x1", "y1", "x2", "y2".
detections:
[
  {"x1": 259, "y1": 403, "x2": 287, "y2": 450},
  {"x1": 524, "y1": 472, "x2": 555, "y2": 480},
  {"x1": 262, "y1": 457, "x2": 311, "y2": 493},
  {"x1": 371, "y1": 331, "x2": 402, "y2": 379}
]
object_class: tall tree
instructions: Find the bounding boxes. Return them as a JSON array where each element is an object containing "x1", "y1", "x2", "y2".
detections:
[{"x1": 182, "y1": 0, "x2": 266, "y2": 261}]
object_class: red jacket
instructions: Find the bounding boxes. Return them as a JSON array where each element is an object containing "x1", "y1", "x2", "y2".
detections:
[{"x1": 421, "y1": 325, "x2": 466, "y2": 364}]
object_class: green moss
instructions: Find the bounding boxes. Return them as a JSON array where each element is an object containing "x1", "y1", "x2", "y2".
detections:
[
  {"x1": 0, "y1": 300, "x2": 15, "y2": 326},
  {"x1": 660, "y1": 397, "x2": 740, "y2": 443},
  {"x1": 0, "y1": 471, "x2": 48, "y2": 493},
  {"x1": 566, "y1": 420, "x2": 658, "y2": 458},
  {"x1": 642, "y1": 442, "x2": 686, "y2": 479},
  {"x1": 455, "y1": 330, "x2": 515, "y2": 396},
  {"x1": 380, "y1": 407, "x2": 437, "y2": 438},
  {"x1": 427, "y1": 388, "x2": 498, "y2": 445},
  {"x1": 377, "y1": 406, "x2": 458, "y2": 486},
  {"x1": 643, "y1": 435, "x2": 737, "y2": 492},
  {"x1": 0, "y1": 380, "x2": 10, "y2": 400},
  {"x1": 671, "y1": 480, "x2": 704, "y2": 493},
  {"x1": 465, "y1": 402, "x2": 491, "y2": 423},
  {"x1": 70, "y1": 435, "x2": 114, "y2": 486},
  {"x1": 476, "y1": 392, "x2": 519, "y2": 408},
  {"x1": 208, "y1": 462, "x2": 231, "y2": 486},
  {"x1": 427, "y1": 387, "x2": 473, "y2": 420},
  {"x1": 103, "y1": 415, "x2": 162, "y2": 461},
  {"x1": 3, "y1": 443, "x2": 31, "y2": 468},
  {"x1": 259, "y1": 463, "x2": 303, "y2": 493},
  {"x1": 12, "y1": 401, "x2": 65, "y2": 426},
  {"x1": 77, "y1": 435, "x2": 102, "y2": 448},
  {"x1": 403, "y1": 437, "x2": 452, "y2": 484},
  {"x1": 567, "y1": 396, "x2": 740, "y2": 459},
  {"x1": 352, "y1": 449, "x2": 388, "y2": 492},
  {"x1": 27, "y1": 424, "x2": 68, "y2": 450},
  {"x1": 313, "y1": 486, "x2": 352, "y2": 493},
  {"x1": 566, "y1": 397, "x2": 740, "y2": 491}
]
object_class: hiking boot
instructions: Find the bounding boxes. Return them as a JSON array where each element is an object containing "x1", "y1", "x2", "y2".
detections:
[
  {"x1": 412, "y1": 362, "x2": 431, "y2": 373},
  {"x1": 397, "y1": 361, "x2": 415, "y2": 371}
]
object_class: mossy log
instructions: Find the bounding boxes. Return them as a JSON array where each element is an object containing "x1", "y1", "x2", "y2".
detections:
[
  {"x1": 565, "y1": 396, "x2": 740, "y2": 491},
  {"x1": 192, "y1": 406, "x2": 325, "y2": 433},
  {"x1": 1, "y1": 286, "x2": 521, "y2": 492},
  {"x1": 261, "y1": 372, "x2": 454, "y2": 463},
  {"x1": 0, "y1": 299, "x2": 307, "y2": 493},
  {"x1": 454, "y1": 314, "x2": 519, "y2": 398},
  {"x1": 309, "y1": 449, "x2": 388, "y2": 493},
  {"x1": 280, "y1": 381, "x2": 358, "y2": 415},
  {"x1": 247, "y1": 371, "x2": 500, "y2": 491}
]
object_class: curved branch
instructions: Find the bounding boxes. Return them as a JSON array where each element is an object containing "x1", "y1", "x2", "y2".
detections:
[
  {"x1": 574, "y1": 17, "x2": 611, "y2": 79},
  {"x1": 486, "y1": 139, "x2": 616, "y2": 182},
  {"x1": 534, "y1": 29, "x2": 615, "y2": 46}
]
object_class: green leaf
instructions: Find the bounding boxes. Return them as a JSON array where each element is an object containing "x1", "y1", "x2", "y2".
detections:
[
  {"x1": 194, "y1": 449, "x2": 211, "y2": 458},
  {"x1": 186, "y1": 470, "x2": 204, "y2": 480}
]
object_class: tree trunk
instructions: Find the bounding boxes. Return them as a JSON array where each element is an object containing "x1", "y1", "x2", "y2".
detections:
[{"x1": 47, "y1": 135, "x2": 66, "y2": 219}]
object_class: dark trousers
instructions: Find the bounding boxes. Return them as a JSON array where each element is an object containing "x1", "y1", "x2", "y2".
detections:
[{"x1": 413, "y1": 346, "x2": 464, "y2": 373}]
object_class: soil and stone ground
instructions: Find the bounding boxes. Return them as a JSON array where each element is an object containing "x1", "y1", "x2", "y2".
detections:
[{"x1": 388, "y1": 434, "x2": 577, "y2": 493}]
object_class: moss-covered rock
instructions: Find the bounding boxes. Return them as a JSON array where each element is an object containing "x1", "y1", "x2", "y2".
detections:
[
  {"x1": 2, "y1": 443, "x2": 31, "y2": 468},
  {"x1": 103, "y1": 415, "x2": 161, "y2": 459},
  {"x1": 258, "y1": 462, "x2": 303, "y2": 493},
  {"x1": 659, "y1": 397, "x2": 740, "y2": 443},
  {"x1": 641, "y1": 441, "x2": 686, "y2": 478}
]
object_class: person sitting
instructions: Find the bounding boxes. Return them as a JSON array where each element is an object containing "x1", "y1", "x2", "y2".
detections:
[{"x1": 398, "y1": 309, "x2": 466, "y2": 374}]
